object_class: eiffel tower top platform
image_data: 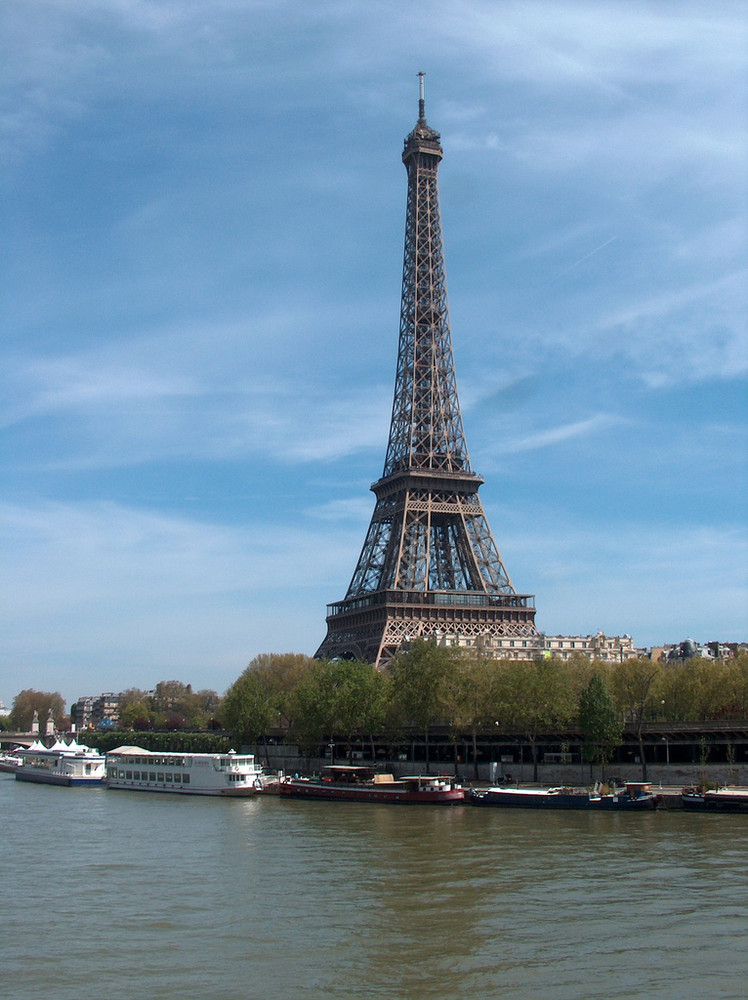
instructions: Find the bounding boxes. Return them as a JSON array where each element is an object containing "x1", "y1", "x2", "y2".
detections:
[{"x1": 315, "y1": 76, "x2": 538, "y2": 666}]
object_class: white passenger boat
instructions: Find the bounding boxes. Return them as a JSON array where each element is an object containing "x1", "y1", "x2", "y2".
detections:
[
  {"x1": 15, "y1": 739, "x2": 106, "y2": 786},
  {"x1": 0, "y1": 751, "x2": 23, "y2": 773},
  {"x1": 105, "y1": 746, "x2": 265, "y2": 796}
]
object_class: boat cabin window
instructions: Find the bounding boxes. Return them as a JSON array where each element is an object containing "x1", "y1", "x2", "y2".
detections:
[{"x1": 182, "y1": 774, "x2": 190, "y2": 784}]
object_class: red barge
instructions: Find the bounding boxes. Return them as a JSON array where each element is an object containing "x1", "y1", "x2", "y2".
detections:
[{"x1": 278, "y1": 765, "x2": 465, "y2": 804}]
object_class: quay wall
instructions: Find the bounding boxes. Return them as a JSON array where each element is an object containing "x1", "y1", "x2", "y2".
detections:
[{"x1": 250, "y1": 744, "x2": 748, "y2": 788}]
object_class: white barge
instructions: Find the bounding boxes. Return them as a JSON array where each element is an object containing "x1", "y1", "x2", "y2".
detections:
[
  {"x1": 105, "y1": 746, "x2": 265, "y2": 796},
  {"x1": 15, "y1": 739, "x2": 106, "y2": 786}
]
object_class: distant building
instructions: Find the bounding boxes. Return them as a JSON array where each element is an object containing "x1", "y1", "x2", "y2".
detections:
[
  {"x1": 71, "y1": 692, "x2": 120, "y2": 730},
  {"x1": 432, "y1": 629, "x2": 637, "y2": 662},
  {"x1": 539, "y1": 632, "x2": 637, "y2": 663},
  {"x1": 70, "y1": 696, "x2": 95, "y2": 730},
  {"x1": 651, "y1": 640, "x2": 741, "y2": 662}
]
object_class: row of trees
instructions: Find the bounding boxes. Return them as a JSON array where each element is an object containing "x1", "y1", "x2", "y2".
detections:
[
  {"x1": 4, "y1": 649, "x2": 746, "y2": 775},
  {"x1": 0, "y1": 681, "x2": 221, "y2": 734},
  {"x1": 221, "y1": 645, "x2": 748, "y2": 776},
  {"x1": 118, "y1": 681, "x2": 221, "y2": 731}
]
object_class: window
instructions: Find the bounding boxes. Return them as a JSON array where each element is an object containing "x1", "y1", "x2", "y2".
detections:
[
  {"x1": 174, "y1": 773, "x2": 181, "y2": 783},
  {"x1": 183, "y1": 774, "x2": 190, "y2": 784},
  {"x1": 149, "y1": 772, "x2": 156, "y2": 781},
  {"x1": 157, "y1": 773, "x2": 164, "y2": 781},
  {"x1": 165, "y1": 773, "x2": 172, "y2": 782}
]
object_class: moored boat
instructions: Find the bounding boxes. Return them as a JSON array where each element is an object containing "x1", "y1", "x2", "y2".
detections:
[
  {"x1": 682, "y1": 787, "x2": 748, "y2": 813},
  {"x1": 105, "y1": 746, "x2": 265, "y2": 796},
  {"x1": 0, "y1": 750, "x2": 23, "y2": 773},
  {"x1": 15, "y1": 739, "x2": 106, "y2": 786},
  {"x1": 278, "y1": 765, "x2": 465, "y2": 804},
  {"x1": 470, "y1": 781, "x2": 659, "y2": 810}
]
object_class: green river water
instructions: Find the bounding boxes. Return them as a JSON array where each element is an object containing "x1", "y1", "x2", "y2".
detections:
[{"x1": 1, "y1": 774, "x2": 746, "y2": 1000}]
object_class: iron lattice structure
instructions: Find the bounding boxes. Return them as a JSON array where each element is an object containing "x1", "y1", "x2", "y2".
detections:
[{"x1": 316, "y1": 79, "x2": 538, "y2": 666}]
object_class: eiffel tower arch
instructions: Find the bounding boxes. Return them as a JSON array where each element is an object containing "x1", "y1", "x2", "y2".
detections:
[{"x1": 316, "y1": 76, "x2": 538, "y2": 666}]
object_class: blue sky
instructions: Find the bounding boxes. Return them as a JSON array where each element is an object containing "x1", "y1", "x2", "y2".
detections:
[{"x1": 2, "y1": 0, "x2": 746, "y2": 707}]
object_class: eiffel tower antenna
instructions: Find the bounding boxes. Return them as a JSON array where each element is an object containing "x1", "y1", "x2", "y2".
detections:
[{"x1": 315, "y1": 79, "x2": 538, "y2": 666}]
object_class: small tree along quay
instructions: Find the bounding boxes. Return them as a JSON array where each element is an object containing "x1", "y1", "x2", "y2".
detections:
[
  {"x1": 579, "y1": 674, "x2": 623, "y2": 780},
  {"x1": 611, "y1": 658, "x2": 663, "y2": 780},
  {"x1": 389, "y1": 641, "x2": 455, "y2": 767},
  {"x1": 494, "y1": 658, "x2": 577, "y2": 781},
  {"x1": 288, "y1": 658, "x2": 389, "y2": 761}
]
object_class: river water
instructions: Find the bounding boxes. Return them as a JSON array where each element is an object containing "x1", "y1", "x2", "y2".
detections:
[{"x1": 2, "y1": 774, "x2": 746, "y2": 1000}]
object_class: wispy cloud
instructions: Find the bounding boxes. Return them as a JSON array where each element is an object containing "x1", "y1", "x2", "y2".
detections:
[{"x1": 497, "y1": 414, "x2": 624, "y2": 454}]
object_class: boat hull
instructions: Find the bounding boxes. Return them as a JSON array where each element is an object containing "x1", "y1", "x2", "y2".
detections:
[
  {"x1": 279, "y1": 780, "x2": 465, "y2": 805},
  {"x1": 682, "y1": 790, "x2": 748, "y2": 813},
  {"x1": 470, "y1": 787, "x2": 658, "y2": 810},
  {"x1": 15, "y1": 769, "x2": 105, "y2": 787},
  {"x1": 107, "y1": 782, "x2": 259, "y2": 797}
]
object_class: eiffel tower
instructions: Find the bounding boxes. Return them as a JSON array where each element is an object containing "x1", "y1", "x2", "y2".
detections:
[{"x1": 316, "y1": 75, "x2": 538, "y2": 666}]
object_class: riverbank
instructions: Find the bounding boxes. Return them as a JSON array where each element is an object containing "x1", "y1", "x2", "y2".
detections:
[{"x1": 250, "y1": 743, "x2": 748, "y2": 789}]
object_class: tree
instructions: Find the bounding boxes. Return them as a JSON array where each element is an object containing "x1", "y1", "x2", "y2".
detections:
[
  {"x1": 388, "y1": 641, "x2": 458, "y2": 767},
  {"x1": 578, "y1": 674, "x2": 622, "y2": 780},
  {"x1": 494, "y1": 658, "x2": 576, "y2": 781},
  {"x1": 726, "y1": 653, "x2": 748, "y2": 718},
  {"x1": 241, "y1": 652, "x2": 318, "y2": 732},
  {"x1": 9, "y1": 690, "x2": 66, "y2": 733},
  {"x1": 222, "y1": 669, "x2": 277, "y2": 756},
  {"x1": 119, "y1": 700, "x2": 154, "y2": 731},
  {"x1": 611, "y1": 657, "x2": 663, "y2": 779},
  {"x1": 288, "y1": 659, "x2": 388, "y2": 760},
  {"x1": 440, "y1": 654, "x2": 498, "y2": 778},
  {"x1": 221, "y1": 653, "x2": 317, "y2": 759}
]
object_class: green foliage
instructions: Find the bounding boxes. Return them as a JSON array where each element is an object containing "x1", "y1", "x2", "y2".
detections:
[
  {"x1": 388, "y1": 641, "x2": 460, "y2": 763},
  {"x1": 212, "y1": 647, "x2": 748, "y2": 760},
  {"x1": 219, "y1": 652, "x2": 317, "y2": 744},
  {"x1": 610, "y1": 657, "x2": 663, "y2": 726},
  {"x1": 116, "y1": 682, "x2": 222, "y2": 732},
  {"x1": 78, "y1": 730, "x2": 232, "y2": 754},
  {"x1": 494, "y1": 657, "x2": 576, "y2": 736},
  {"x1": 389, "y1": 641, "x2": 456, "y2": 731},
  {"x1": 289, "y1": 658, "x2": 389, "y2": 755},
  {"x1": 579, "y1": 674, "x2": 623, "y2": 769},
  {"x1": 658, "y1": 657, "x2": 741, "y2": 721},
  {"x1": 222, "y1": 669, "x2": 278, "y2": 746}
]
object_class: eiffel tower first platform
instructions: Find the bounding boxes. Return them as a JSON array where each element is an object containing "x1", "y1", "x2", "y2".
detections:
[{"x1": 316, "y1": 76, "x2": 538, "y2": 666}]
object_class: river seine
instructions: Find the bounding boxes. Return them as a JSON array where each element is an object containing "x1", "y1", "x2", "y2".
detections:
[{"x1": 2, "y1": 775, "x2": 746, "y2": 1000}]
